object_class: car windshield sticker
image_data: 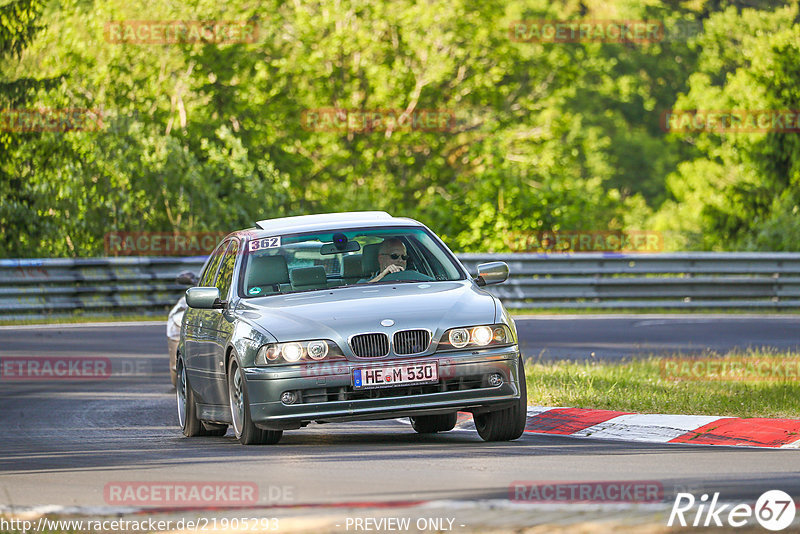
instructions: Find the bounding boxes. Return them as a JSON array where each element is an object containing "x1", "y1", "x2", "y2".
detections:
[
  {"x1": 249, "y1": 236, "x2": 281, "y2": 252},
  {"x1": 248, "y1": 287, "x2": 262, "y2": 295}
]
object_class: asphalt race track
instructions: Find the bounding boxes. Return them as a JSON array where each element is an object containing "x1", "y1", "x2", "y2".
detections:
[
  {"x1": 516, "y1": 314, "x2": 800, "y2": 360},
  {"x1": 1, "y1": 317, "x2": 799, "y2": 532},
  {"x1": 3, "y1": 314, "x2": 800, "y2": 361}
]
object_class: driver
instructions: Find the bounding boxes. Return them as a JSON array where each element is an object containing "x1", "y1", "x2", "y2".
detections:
[{"x1": 367, "y1": 238, "x2": 409, "y2": 283}]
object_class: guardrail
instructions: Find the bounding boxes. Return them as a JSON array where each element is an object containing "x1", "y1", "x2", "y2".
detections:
[
  {"x1": 1, "y1": 253, "x2": 799, "y2": 320},
  {"x1": 457, "y1": 252, "x2": 800, "y2": 309},
  {"x1": 0, "y1": 257, "x2": 205, "y2": 321}
]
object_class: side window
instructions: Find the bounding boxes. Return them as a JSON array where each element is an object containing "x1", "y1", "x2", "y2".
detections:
[
  {"x1": 199, "y1": 240, "x2": 227, "y2": 287},
  {"x1": 215, "y1": 240, "x2": 239, "y2": 299}
]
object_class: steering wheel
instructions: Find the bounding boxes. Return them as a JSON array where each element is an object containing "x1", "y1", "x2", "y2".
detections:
[{"x1": 381, "y1": 269, "x2": 434, "y2": 282}]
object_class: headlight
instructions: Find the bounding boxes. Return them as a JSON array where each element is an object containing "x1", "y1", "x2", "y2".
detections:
[
  {"x1": 307, "y1": 340, "x2": 329, "y2": 360},
  {"x1": 282, "y1": 342, "x2": 303, "y2": 362},
  {"x1": 439, "y1": 324, "x2": 514, "y2": 351},
  {"x1": 256, "y1": 339, "x2": 344, "y2": 365},
  {"x1": 448, "y1": 328, "x2": 470, "y2": 348},
  {"x1": 472, "y1": 326, "x2": 493, "y2": 346}
]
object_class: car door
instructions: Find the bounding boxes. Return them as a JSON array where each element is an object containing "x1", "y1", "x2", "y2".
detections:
[
  {"x1": 184, "y1": 239, "x2": 228, "y2": 403},
  {"x1": 204, "y1": 238, "x2": 240, "y2": 406}
]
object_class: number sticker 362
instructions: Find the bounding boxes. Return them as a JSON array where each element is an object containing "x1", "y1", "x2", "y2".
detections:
[{"x1": 249, "y1": 237, "x2": 281, "y2": 251}]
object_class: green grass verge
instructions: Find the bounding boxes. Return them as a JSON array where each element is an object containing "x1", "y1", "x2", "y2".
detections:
[{"x1": 526, "y1": 351, "x2": 800, "y2": 418}]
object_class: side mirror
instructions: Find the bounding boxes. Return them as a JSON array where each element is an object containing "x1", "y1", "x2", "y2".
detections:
[
  {"x1": 185, "y1": 287, "x2": 225, "y2": 309},
  {"x1": 475, "y1": 261, "x2": 509, "y2": 286},
  {"x1": 176, "y1": 271, "x2": 199, "y2": 286}
]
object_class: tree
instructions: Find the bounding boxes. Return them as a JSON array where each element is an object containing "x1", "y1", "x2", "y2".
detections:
[{"x1": 652, "y1": 4, "x2": 800, "y2": 250}]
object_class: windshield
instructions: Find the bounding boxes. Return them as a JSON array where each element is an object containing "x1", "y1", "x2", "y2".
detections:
[{"x1": 240, "y1": 227, "x2": 464, "y2": 297}]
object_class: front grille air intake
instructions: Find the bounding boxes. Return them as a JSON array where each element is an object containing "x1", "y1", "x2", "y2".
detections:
[
  {"x1": 350, "y1": 333, "x2": 390, "y2": 358},
  {"x1": 393, "y1": 329, "x2": 431, "y2": 355}
]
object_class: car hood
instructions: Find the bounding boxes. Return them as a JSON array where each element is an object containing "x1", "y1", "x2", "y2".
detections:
[{"x1": 237, "y1": 281, "x2": 497, "y2": 344}]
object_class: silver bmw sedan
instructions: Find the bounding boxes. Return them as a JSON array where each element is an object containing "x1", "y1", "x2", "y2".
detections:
[{"x1": 177, "y1": 211, "x2": 527, "y2": 445}]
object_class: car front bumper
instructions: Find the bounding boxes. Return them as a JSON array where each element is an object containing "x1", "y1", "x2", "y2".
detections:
[{"x1": 242, "y1": 346, "x2": 523, "y2": 430}]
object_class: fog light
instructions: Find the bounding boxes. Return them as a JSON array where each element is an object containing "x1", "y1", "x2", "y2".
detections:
[
  {"x1": 281, "y1": 391, "x2": 298, "y2": 405},
  {"x1": 488, "y1": 373, "x2": 503, "y2": 387}
]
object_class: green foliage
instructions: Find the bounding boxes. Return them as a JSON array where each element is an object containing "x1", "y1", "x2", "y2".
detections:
[
  {"x1": 1, "y1": 0, "x2": 799, "y2": 256},
  {"x1": 656, "y1": 4, "x2": 800, "y2": 250},
  {"x1": 0, "y1": 0, "x2": 47, "y2": 59}
]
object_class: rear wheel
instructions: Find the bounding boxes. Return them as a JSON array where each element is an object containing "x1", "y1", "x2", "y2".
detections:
[
  {"x1": 410, "y1": 413, "x2": 458, "y2": 434},
  {"x1": 169, "y1": 345, "x2": 178, "y2": 387},
  {"x1": 228, "y1": 358, "x2": 282, "y2": 445},
  {"x1": 176, "y1": 358, "x2": 206, "y2": 437},
  {"x1": 475, "y1": 358, "x2": 527, "y2": 442}
]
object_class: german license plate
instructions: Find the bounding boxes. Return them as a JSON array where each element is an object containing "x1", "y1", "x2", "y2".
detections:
[{"x1": 353, "y1": 361, "x2": 438, "y2": 389}]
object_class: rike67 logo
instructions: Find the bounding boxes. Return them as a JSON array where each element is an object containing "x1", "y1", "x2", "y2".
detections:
[{"x1": 669, "y1": 490, "x2": 796, "y2": 531}]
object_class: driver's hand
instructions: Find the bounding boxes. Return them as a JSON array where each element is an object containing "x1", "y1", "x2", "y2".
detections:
[
  {"x1": 382, "y1": 264, "x2": 404, "y2": 276},
  {"x1": 368, "y1": 264, "x2": 404, "y2": 283}
]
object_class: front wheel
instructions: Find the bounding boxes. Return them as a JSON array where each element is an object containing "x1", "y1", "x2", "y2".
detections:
[
  {"x1": 410, "y1": 413, "x2": 458, "y2": 434},
  {"x1": 475, "y1": 358, "x2": 527, "y2": 442},
  {"x1": 228, "y1": 358, "x2": 282, "y2": 445}
]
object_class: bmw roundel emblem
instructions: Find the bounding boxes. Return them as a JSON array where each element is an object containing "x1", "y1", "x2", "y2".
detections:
[{"x1": 381, "y1": 319, "x2": 395, "y2": 327}]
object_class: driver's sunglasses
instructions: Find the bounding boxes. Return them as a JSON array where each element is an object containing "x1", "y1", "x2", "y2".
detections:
[{"x1": 381, "y1": 253, "x2": 408, "y2": 260}]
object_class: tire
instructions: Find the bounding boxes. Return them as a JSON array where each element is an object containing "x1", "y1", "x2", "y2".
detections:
[
  {"x1": 410, "y1": 413, "x2": 458, "y2": 434},
  {"x1": 169, "y1": 346, "x2": 178, "y2": 387},
  {"x1": 475, "y1": 357, "x2": 527, "y2": 442},
  {"x1": 228, "y1": 357, "x2": 283, "y2": 445},
  {"x1": 176, "y1": 358, "x2": 207, "y2": 437}
]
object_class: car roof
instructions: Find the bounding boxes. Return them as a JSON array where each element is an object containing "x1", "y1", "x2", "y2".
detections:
[{"x1": 250, "y1": 211, "x2": 423, "y2": 235}]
